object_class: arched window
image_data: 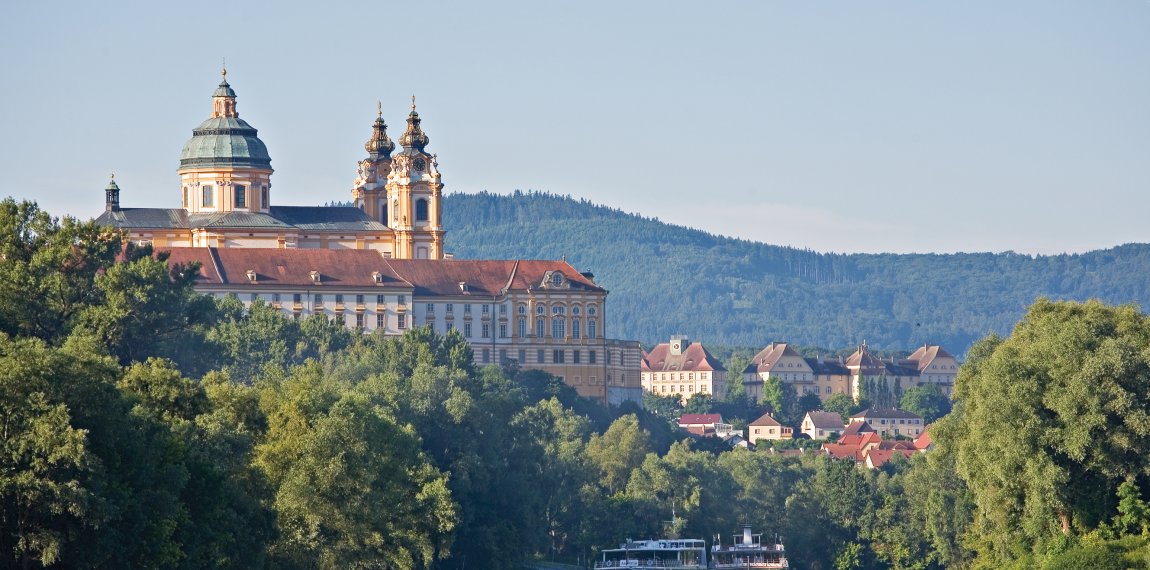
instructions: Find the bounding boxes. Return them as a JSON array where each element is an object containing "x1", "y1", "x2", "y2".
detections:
[
  {"x1": 381, "y1": 203, "x2": 387, "y2": 223},
  {"x1": 572, "y1": 318, "x2": 581, "y2": 339},
  {"x1": 588, "y1": 319, "x2": 597, "y2": 339},
  {"x1": 551, "y1": 317, "x2": 565, "y2": 339},
  {"x1": 518, "y1": 317, "x2": 527, "y2": 338},
  {"x1": 182, "y1": 186, "x2": 189, "y2": 208},
  {"x1": 415, "y1": 198, "x2": 429, "y2": 222},
  {"x1": 535, "y1": 317, "x2": 544, "y2": 338},
  {"x1": 552, "y1": 305, "x2": 566, "y2": 315},
  {"x1": 392, "y1": 199, "x2": 398, "y2": 222}
]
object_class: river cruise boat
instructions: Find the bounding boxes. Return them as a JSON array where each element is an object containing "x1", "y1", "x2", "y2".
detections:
[
  {"x1": 596, "y1": 538, "x2": 708, "y2": 569},
  {"x1": 709, "y1": 525, "x2": 788, "y2": 569}
]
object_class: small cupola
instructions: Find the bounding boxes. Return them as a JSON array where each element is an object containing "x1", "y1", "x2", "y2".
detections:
[
  {"x1": 104, "y1": 174, "x2": 121, "y2": 213},
  {"x1": 212, "y1": 67, "x2": 238, "y2": 118}
]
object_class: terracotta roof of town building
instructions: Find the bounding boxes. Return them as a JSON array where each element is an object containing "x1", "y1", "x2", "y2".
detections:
[
  {"x1": 678, "y1": 414, "x2": 724, "y2": 427},
  {"x1": 160, "y1": 248, "x2": 603, "y2": 295},
  {"x1": 805, "y1": 411, "x2": 846, "y2": 430},
  {"x1": 749, "y1": 412, "x2": 784, "y2": 428},
  {"x1": 743, "y1": 342, "x2": 807, "y2": 374},
  {"x1": 914, "y1": 431, "x2": 935, "y2": 451},
  {"x1": 844, "y1": 343, "x2": 886, "y2": 369},
  {"x1": 842, "y1": 421, "x2": 875, "y2": 437},
  {"x1": 806, "y1": 358, "x2": 851, "y2": 375},
  {"x1": 164, "y1": 247, "x2": 410, "y2": 288},
  {"x1": 642, "y1": 342, "x2": 726, "y2": 373},
  {"x1": 822, "y1": 444, "x2": 865, "y2": 462},
  {"x1": 903, "y1": 344, "x2": 957, "y2": 373},
  {"x1": 864, "y1": 449, "x2": 916, "y2": 469}
]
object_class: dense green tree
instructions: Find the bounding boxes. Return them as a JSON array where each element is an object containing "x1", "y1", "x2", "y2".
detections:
[
  {"x1": 684, "y1": 393, "x2": 714, "y2": 414},
  {"x1": 946, "y1": 300, "x2": 1150, "y2": 564},
  {"x1": 899, "y1": 384, "x2": 952, "y2": 424},
  {"x1": 586, "y1": 415, "x2": 651, "y2": 496},
  {"x1": 823, "y1": 392, "x2": 856, "y2": 421}
]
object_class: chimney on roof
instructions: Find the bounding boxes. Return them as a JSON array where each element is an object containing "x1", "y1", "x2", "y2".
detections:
[{"x1": 670, "y1": 335, "x2": 689, "y2": 356}]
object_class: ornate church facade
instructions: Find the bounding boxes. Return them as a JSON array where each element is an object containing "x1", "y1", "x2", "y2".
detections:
[{"x1": 94, "y1": 70, "x2": 642, "y2": 405}]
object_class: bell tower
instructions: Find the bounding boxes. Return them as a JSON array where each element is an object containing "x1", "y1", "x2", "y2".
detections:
[
  {"x1": 352, "y1": 103, "x2": 395, "y2": 226},
  {"x1": 386, "y1": 97, "x2": 444, "y2": 259}
]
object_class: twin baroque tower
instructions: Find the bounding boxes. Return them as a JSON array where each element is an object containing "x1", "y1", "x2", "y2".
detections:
[{"x1": 351, "y1": 98, "x2": 445, "y2": 260}]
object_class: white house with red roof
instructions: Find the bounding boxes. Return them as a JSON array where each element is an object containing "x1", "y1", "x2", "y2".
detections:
[
  {"x1": 677, "y1": 413, "x2": 736, "y2": 438},
  {"x1": 747, "y1": 412, "x2": 793, "y2": 443},
  {"x1": 641, "y1": 336, "x2": 727, "y2": 403}
]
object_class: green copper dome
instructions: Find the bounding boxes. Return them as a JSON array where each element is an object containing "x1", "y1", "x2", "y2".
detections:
[
  {"x1": 179, "y1": 116, "x2": 272, "y2": 169},
  {"x1": 179, "y1": 77, "x2": 272, "y2": 170}
]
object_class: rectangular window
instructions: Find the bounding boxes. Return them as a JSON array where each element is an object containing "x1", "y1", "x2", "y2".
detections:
[
  {"x1": 376, "y1": 294, "x2": 385, "y2": 304},
  {"x1": 356, "y1": 314, "x2": 365, "y2": 329},
  {"x1": 464, "y1": 323, "x2": 472, "y2": 337},
  {"x1": 202, "y1": 185, "x2": 214, "y2": 207},
  {"x1": 377, "y1": 314, "x2": 385, "y2": 329},
  {"x1": 482, "y1": 348, "x2": 490, "y2": 363},
  {"x1": 589, "y1": 350, "x2": 597, "y2": 364},
  {"x1": 314, "y1": 294, "x2": 323, "y2": 304},
  {"x1": 261, "y1": 186, "x2": 268, "y2": 207},
  {"x1": 397, "y1": 314, "x2": 406, "y2": 329},
  {"x1": 499, "y1": 304, "x2": 507, "y2": 314},
  {"x1": 356, "y1": 294, "x2": 364, "y2": 304},
  {"x1": 535, "y1": 317, "x2": 544, "y2": 338},
  {"x1": 446, "y1": 323, "x2": 453, "y2": 331},
  {"x1": 398, "y1": 295, "x2": 406, "y2": 305},
  {"x1": 572, "y1": 319, "x2": 581, "y2": 339},
  {"x1": 482, "y1": 304, "x2": 490, "y2": 314},
  {"x1": 518, "y1": 349, "x2": 526, "y2": 363},
  {"x1": 499, "y1": 323, "x2": 507, "y2": 338},
  {"x1": 234, "y1": 185, "x2": 246, "y2": 208},
  {"x1": 273, "y1": 293, "x2": 281, "y2": 303},
  {"x1": 426, "y1": 303, "x2": 434, "y2": 313},
  {"x1": 573, "y1": 350, "x2": 581, "y2": 364},
  {"x1": 588, "y1": 319, "x2": 597, "y2": 339},
  {"x1": 249, "y1": 293, "x2": 258, "y2": 302},
  {"x1": 518, "y1": 318, "x2": 527, "y2": 338},
  {"x1": 482, "y1": 323, "x2": 490, "y2": 338},
  {"x1": 464, "y1": 304, "x2": 471, "y2": 314},
  {"x1": 537, "y1": 349, "x2": 545, "y2": 364},
  {"x1": 335, "y1": 294, "x2": 344, "y2": 304},
  {"x1": 446, "y1": 304, "x2": 453, "y2": 314},
  {"x1": 293, "y1": 293, "x2": 301, "y2": 304},
  {"x1": 553, "y1": 349, "x2": 565, "y2": 364},
  {"x1": 499, "y1": 349, "x2": 507, "y2": 362}
]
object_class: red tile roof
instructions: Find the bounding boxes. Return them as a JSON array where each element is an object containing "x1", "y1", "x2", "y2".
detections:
[
  {"x1": 160, "y1": 248, "x2": 604, "y2": 295},
  {"x1": 904, "y1": 344, "x2": 956, "y2": 373},
  {"x1": 743, "y1": 342, "x2": 807, "y2": 374},
  {"x1": 822, "y1": 444, "x2": 865, "y2": 462},
  {"x1": 914, "y1": 430, "x2": 934, "y2": 450},
  {"x1": 864, "y1": 448, "x2": 916, "y2": 468},
  {"x1": 164, "y1": 247, "x2": 410, "y2": 288},
  {"x1": 749, "y1": 412, "x2": 783, "y2": 427},
  {"x1": 642, "y1": 341, "x2": 726, "y2": 373},
  {"x1": 844, "y1": 343, "x2": 886, "y2": 369},
  {"x1": 842, "y1": 421, "x2": 876, "y2": 437},
  {"x1": 678, "y1": 413, "x2": 724, "y2": 427}
]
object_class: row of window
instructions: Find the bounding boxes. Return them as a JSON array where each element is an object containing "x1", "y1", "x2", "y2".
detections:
[
  {"x1": 376, "y1": 198, "x2": 431, "y2": 224},
  {"x1": 426, "y1": 303, "x2": 499, "y2": 315},
  {"x1": 246, "y1": 293, "x2": 408, "y2": 305},
  {"x1": 650, "y1": 372, "x2": 707, "y2": 381},
  {"x1": 657, "y1": 384, "x2": 714, "y2": 395},
  {"x1": 185, "y1": 184, "x2": 269, "y2": 209},
  {"x1": 515, "y1": 317, "x2": 598, "y2": 339},
  {"x1": 519, "y1": 304, "x2": 598, "y2": 316}
]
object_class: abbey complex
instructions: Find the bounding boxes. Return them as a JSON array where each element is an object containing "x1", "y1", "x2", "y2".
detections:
[
  {"x1": 96, "y1": 70, "x2": 643, "y2": 405},
  {"x1": 96, "y1": 70, "x2": 958, "y2": 409}
]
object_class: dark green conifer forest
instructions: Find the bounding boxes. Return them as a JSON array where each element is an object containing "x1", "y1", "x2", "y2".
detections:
[
  {"x1": 5, "y1": 197, "x2": 1150, "y2": 569},
  {"x1": 443, "y1": 191, "x2": 1150, "y2": 354}
]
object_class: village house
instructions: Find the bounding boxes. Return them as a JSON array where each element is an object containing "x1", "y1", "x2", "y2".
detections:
[
  {"x1": 801, "y1": 411, "x2": 847, "y2": 440},
  {"x1": 747, "y1": 412, "x2": 793, "y2": 444},
  {"x1": 677, "y1": 413, "x2": 737, "y2": 438},
  {"x1": 849, "y1": 408, "x2": 925, "y2": 438}
]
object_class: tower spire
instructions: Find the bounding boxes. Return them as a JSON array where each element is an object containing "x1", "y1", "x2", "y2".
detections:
[
  {"x1": 104, "y1": 173, "x2": 121, "y2": 213},
  {"x1": 212, "y1": 66, "x2": 238, "y2": 118},
  {"x1": 365, "y1": 103, "x2": 395, "y2": 158},
  {"x1": 400, "y1": 96, "x2": 429, "y2": 152}
]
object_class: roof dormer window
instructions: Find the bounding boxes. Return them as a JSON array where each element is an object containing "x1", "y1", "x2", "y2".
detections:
[
  {"x1": 309, "y1": 271, "x2": 321, "y2": 284},
  {"x1": 372, "y1": 271, "x2": 383, "y2": 284},
  {"x1": 246, "y1": 270, "x2": 257, "y2": 283}
]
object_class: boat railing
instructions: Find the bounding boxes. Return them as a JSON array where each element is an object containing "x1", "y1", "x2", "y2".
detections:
[{"x1": 594, "y1": 560, "x2": 704, "y2": 568}]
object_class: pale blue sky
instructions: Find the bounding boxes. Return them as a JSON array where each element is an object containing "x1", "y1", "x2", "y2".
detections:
[{"x1": 2, "y1": 1, "x2": 1147, "y2": 254}]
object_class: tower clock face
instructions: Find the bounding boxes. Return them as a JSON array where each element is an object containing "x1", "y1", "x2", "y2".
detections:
[{"x1": 414, "y1": 158, "x2": 426, "y2": 171}]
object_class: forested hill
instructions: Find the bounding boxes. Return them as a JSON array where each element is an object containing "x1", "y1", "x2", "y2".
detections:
[{"x1": 443, "y1": 190, "x2": 1150, "y2": 354}]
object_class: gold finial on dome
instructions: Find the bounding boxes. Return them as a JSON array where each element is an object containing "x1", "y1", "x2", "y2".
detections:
[
  {"x1": 411, "y1": 95, "x2": 416, "y2": 112},
  {"x1": 221, "y1": 57, "x2": 227, "y2": 81},
  {"x1": 377, "y1": 101, "x2": 382, "y2": 118},
  {"x1": 365, "y1": 104, "x2": 395, "y2": 158},
  {"x1": 110, "y1": 172, "x2": 115, "y2": 181}
]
